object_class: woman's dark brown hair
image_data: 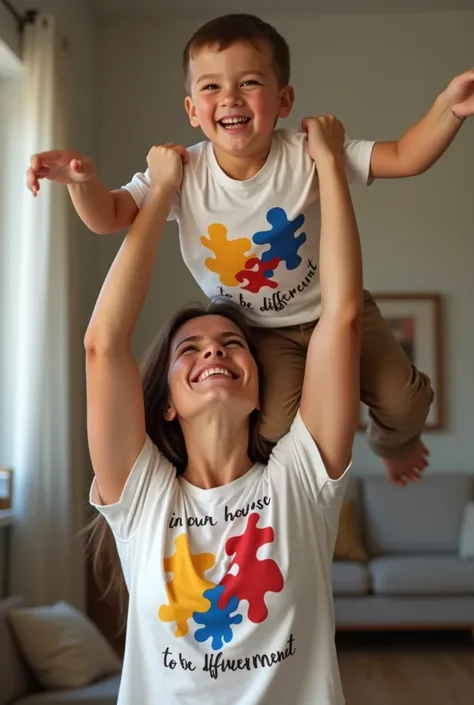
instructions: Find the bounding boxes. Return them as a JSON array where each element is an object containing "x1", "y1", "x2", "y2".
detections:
[{"x1": 87, "y1": 299, "x2": 272, "y2": 628}]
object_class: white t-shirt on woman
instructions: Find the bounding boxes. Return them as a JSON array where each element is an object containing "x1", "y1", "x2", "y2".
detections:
[{"x1": 90, "y1": 411, "x2": 350, "y2": 705}]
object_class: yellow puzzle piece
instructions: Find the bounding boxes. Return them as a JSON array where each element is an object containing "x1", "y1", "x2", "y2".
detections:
[
  {"x1": 158, "y1": 533, "x2": 216, "y2": 637},
  {"x1": 201, "y1": 223, "x2": 252, "y2": 287}
]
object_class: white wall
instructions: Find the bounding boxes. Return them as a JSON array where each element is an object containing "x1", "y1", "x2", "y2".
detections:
[
  {"x1": 97, "y1": 10, "x2": 474, "y2": 473},
  {"x1": 0, "y1": 1, "x2": 21, "y2": 61}
]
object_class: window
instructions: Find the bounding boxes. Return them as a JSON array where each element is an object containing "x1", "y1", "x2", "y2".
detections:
[{"x1": 0, "y1": 39, "x2": 23, "y2": 465}]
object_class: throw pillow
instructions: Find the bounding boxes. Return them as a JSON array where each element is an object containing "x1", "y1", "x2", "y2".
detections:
[
  {"x1": 459, "y1": 501, "x2": 474, "y2": 558},
  {"x1": 7, "y1": 601, "x2": 121, "y2": 689},
  {"x1": 334, "y1": 498, "x2": 369, "y2": 563},
  {"x1": 0, "y1": 596, "x2": 36, "y2": 705}
]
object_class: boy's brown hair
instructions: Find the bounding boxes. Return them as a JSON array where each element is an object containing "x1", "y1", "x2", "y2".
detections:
[{"x1": 183, "y1": 14, "x2": 290, "y2": 90}]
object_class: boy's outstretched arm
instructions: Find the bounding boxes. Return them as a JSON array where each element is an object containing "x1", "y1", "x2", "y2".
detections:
[
  {"x1": 27, "y1": 150, "x2": 138, "y2": 234},
  {"x1": 370, "y1": 68, "x2": 473, "y2": 179}
]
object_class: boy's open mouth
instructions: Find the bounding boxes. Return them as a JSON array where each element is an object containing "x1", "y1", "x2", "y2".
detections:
[{"x1": 218, "y1": 117, "x2": 251, "y2": 130}]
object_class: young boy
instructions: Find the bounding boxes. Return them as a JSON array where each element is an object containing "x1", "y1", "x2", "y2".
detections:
[{"x1": 27, "y1": 14, "x2": 473, "y2": 486}]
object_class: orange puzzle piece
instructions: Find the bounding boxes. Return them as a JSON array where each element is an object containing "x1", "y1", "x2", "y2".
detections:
[{"x1": 201, "y1": 223, "x2": 252, "y2": 287}]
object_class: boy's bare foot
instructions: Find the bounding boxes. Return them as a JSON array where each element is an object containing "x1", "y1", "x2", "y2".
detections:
[{"x1": 382, "y1": 442, "x2": 430, "y2": 488}]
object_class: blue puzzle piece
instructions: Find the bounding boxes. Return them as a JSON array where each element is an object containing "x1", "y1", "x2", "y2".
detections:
[
  {"x1": 193, "y1": 585, "x2": 243, "y2": 651},
  {"x1": 252, "y1": 208, "x2": 306, "y2": 277}
]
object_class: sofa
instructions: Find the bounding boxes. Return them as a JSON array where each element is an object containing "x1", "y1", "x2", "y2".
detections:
[
  {"x1": 333, "y1": 475, "x2": 474, "y2": 629},
  {"x1": 0, "y1": 597, "x2": 120, "y2": 705}
]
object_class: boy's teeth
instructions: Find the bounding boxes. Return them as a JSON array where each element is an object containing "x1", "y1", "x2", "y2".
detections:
[{"x1": 220, "y1": 117, "x2": 250, "y2": 128}]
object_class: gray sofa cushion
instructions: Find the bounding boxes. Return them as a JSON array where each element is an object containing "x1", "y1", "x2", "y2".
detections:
[
  {"x1": 0, "y1": 596, "x2": 37, "y2": 705},
  {"x1": 362, "y1": 476, "x2": 472, "y2": 555},
  {"x1": 334, "y1": 595, "x2": 474, "y2": 628},
  {"x1": 15, "y1": 674, "x2": 121, "y2": 705},
  {"x1": 332, "y1": 561, "x2": 369, "y2": 595},
  {"x1": 370, "y1": 555, "x2": 474, "y2": 595}
]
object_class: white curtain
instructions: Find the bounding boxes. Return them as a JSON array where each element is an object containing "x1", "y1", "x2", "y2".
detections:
[{"x1": 9, "y1": 15, "x2": 85, "y2": 609}]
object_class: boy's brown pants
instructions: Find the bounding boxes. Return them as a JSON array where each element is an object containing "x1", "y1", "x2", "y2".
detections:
[{"x1": 251, "y1": 290, "x2": 434, "y2": 459}]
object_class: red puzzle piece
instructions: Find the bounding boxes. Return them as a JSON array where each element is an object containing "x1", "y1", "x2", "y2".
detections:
[
  {"x1": 235, "y1": 257, "x2": 280, "y2": 293},
  {"x1": 219, "y1": 513, "x2": 284, "y2": 623}
]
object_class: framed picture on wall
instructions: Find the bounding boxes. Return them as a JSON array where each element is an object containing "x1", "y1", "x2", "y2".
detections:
[{"x1": 359, "y1": 293, "x2": 444, "y2": 431}]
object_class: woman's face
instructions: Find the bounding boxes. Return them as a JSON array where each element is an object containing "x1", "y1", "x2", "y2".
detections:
[{"x1": 166, "y1": 314, "x2": 259, "y2": 423}]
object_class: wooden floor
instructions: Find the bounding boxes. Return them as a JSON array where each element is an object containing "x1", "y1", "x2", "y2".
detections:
[{"x1": 337, "y1": 632, "x2": 474, "y2": 705}]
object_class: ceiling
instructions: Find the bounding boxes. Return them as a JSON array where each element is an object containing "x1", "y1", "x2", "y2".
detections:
[{"x1": 92, "y1": 0, "x2": 474, "y2": 18}]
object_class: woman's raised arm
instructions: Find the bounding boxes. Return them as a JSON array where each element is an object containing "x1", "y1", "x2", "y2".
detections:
[
  {"x1": 299, "y1": 118, "x2": 363, "y2": 479},
  {"x1": 84, "y1": 145, "x2": 186, "y2": 505}
]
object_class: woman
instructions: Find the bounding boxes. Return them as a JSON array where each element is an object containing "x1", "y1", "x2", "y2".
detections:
[{"x1": 87, "y1": 119, "x2": 362, "y2": 705}]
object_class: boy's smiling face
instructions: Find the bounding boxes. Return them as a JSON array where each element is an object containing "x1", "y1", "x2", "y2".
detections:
[{"x1": 185, "y1": 41, "x2": 294, "y2": 166}]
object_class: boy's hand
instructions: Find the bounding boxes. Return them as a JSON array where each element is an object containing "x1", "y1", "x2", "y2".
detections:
[
  {"x1": 146, "y1": 143, "x2": 188, "y2": 191},
  {"x1": 443, "y1": 68, "x2": 474, "y2": 119},
  {"x1": 301, "y1": 116, "x2": 345, "y2": 163},
  {"x1": 27, "y1": 150, "x2": 95, "y2": 196}
]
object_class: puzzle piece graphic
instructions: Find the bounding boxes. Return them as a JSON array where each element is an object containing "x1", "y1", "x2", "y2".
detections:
[
  {"x1": 235, "y1": 257, "x2": 280, "y2": 293},
  {"x1": 201, "y1": 223, "x2": 252, "y2": 286},
  {"x1": 158, "y1": 533, "x2": 216, "y2": 637},
  {"x1": 252, "y1": 208, "x2": 306, "y2": 276},
  {"x1": 219, "y1": 513, "x2": 284, "y2": 623},
  {"x1": 193, "y1": 585, "x2": 243, "y2": 651}
]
